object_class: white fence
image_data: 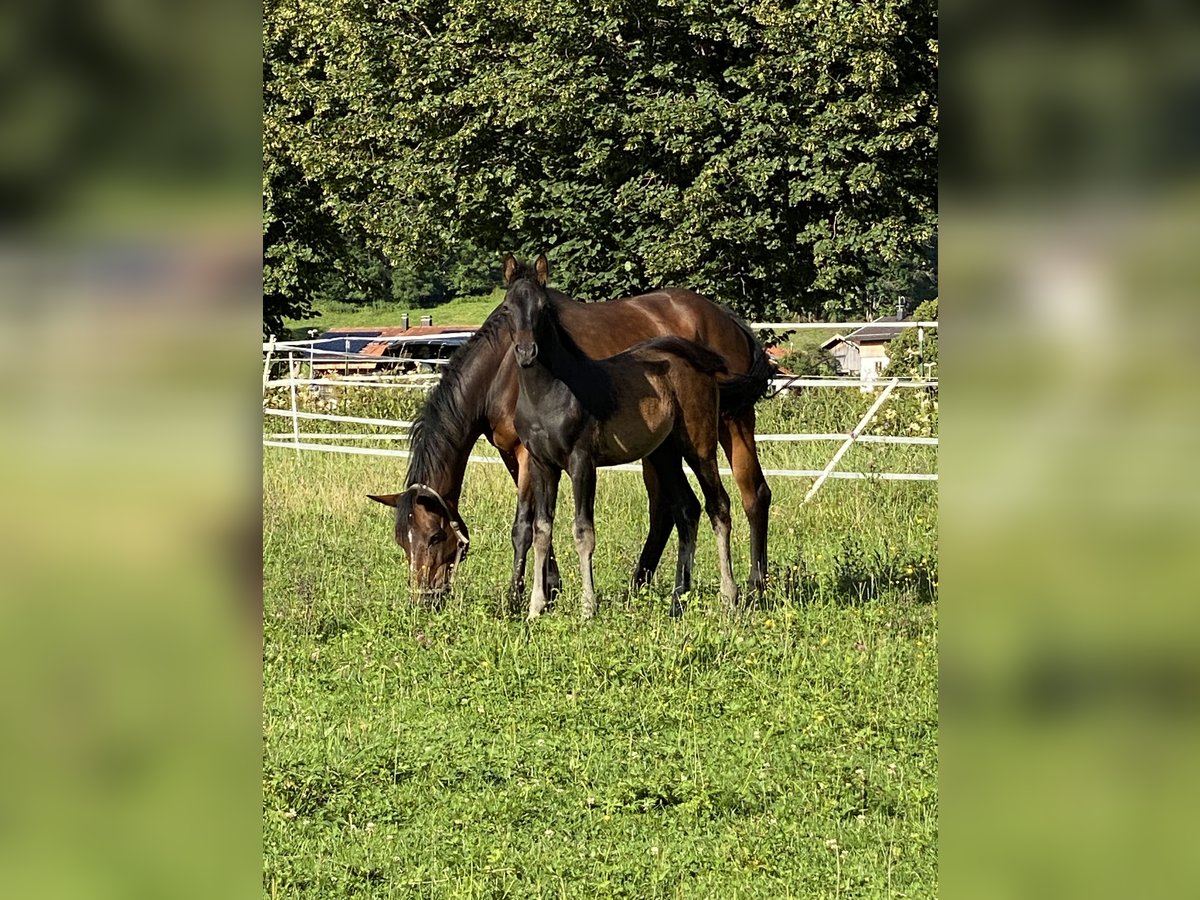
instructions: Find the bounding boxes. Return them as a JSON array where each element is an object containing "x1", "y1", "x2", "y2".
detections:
[{"x1": 262, "y1": 321, "x2": 938, "y2": 501}]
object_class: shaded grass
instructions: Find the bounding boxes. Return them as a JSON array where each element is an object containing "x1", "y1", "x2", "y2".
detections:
[{"x1": 264, "y1": 442, "x2": 937, "y2": 897}]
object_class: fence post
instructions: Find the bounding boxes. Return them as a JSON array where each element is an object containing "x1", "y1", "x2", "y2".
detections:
[
  {"x1": 288, "y1": 350, "x2": 301, "y2": 448},
  {"x1": 803, "y1": 377, "x2": 899, "y2": 504},
  {"x1": 262, "y1": 335, "x2": 276, "y2": 392}
]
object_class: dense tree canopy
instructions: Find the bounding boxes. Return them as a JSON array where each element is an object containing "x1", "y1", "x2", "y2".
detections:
[{"x1": 264, "y1": 0, "x2": 937, "y2": 328}]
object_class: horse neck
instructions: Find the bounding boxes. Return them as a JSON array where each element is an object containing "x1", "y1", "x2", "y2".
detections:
[
  {"x1": 521, "y1": 315, "x2": 581, "y2": 398},
  {"x1": 519, "y1": 312, "x2": 616, "y2": 421},
  {"x1": 405, "y1": 347, "x2": 497, "y2": 504}
]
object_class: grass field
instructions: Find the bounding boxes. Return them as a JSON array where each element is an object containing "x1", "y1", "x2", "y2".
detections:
[
  {"x1": 282, "y1": 291, "x2": 508, "y2": 337},
  {"x1": 263, "y1": 383, "x2": 938, "y2": 897}
]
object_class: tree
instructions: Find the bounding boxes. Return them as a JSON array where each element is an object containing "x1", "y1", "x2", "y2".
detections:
[{"x1": 263, "y1": 0, "x2": 937, "y2": 322}]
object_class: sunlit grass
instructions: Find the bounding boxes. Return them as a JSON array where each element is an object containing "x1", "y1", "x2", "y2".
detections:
[
  {"x1": 281, "y1": 290, "x2": 507, "y2": 337},
  {"x1": 263, "y1": 380, "x2": 938, "y2": 897}
]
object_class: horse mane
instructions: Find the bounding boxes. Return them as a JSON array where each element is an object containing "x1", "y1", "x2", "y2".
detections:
[{"x1": 404, "y1": 306, "x2": 511, "y2": 487}]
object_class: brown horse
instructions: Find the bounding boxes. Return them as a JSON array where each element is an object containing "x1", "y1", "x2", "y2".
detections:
[
  {"x1": 507, "y1": 254, "x2": 758, "y2": 618},
  {"x1": 369, "y1": 259, "x2": 774, "y2": 609}
]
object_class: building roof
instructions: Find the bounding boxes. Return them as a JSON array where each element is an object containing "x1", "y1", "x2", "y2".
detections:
[
  {"x1": 845, "y1": 315, "x2": 907, "y2": 344},
  {"x1": 309, "y1": 324, "x2": 477, "y2": 365}
]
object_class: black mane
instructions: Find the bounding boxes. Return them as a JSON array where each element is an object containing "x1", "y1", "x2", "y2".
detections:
[{"x1": 404, "y1": 306, "x2": 511, "y2": 487}]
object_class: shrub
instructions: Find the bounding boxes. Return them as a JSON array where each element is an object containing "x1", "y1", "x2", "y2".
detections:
[{"x1": 885, "y1": 298, "x2": 938, "y2": 379}]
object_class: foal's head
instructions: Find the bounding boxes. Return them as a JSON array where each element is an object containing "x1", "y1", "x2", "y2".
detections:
[{"x1": 501, "y1": 253, "x2": 551, "y2": 368}]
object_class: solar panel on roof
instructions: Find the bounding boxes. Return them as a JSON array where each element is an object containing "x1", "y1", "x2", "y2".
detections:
[
  {"x1": 305, "y1": 337, "x2": 378, "y2": 360},
  {"x1": 318, "y1": 330, "x2": 382, "y2": 338}
]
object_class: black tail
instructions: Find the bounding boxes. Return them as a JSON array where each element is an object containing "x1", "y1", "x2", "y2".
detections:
[
  {"x1": 632, "y1": 336, "x2": 729, "y2": 376},
  {"x1": 717, "y1": 367, "x2": 771, "y2": 416},
  {"x1": 718, "y1": 315, "x2": 775, "y2": 416},
  {"x1": 630, "y1": 331, "x2": 774, "y2": 416}
]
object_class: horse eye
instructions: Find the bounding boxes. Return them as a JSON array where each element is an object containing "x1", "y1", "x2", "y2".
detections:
[{"x1": 429, "y1": 532, "x2": 447, "y2": 546}]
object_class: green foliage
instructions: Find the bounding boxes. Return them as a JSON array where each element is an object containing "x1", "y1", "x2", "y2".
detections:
[
  {"x1": 776, "y1": 344, "x2": 840, "y2": 377},
  {"x1": 263, "y1": 0, "x2": 938, "y2": 321},
  {"x1": 885, "y1": 297, "x2": 938, "y2": 379}
]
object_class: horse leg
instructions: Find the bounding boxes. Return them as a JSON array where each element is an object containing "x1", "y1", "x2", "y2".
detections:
[
  {"x1": 568, "y1": 453, "x2": 599, "y2": 620},
  {"x1": 719, "y1": 411, "x2": 772, "y2": 595},
  {"x1": 509, "y1": 490, "x2": 534, "y2": 617},
  {"x1": 685, "y1": 448, "x2": 738, "y2": 613},
  {"x1": 509, "y1": 446, "x2": 561, "y2": 616},
  {"x1": 661, "y1": 459, "x2": 700, "y2": 617},
  {"x1": 528, "y1": 462, "x2": 560, "y2": 621},
  {"x1": 631, "y1": 461, "x2": 673, "y2": 591}
]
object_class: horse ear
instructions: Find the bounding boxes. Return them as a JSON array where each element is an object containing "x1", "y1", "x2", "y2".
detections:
[
  {"x1": 502, "y1": 254, "x2": 518, "y2": 285},
  {"x1": 368, "y1": 493, "x2": 400, "y2": 507},
  {"x1": 535, "y1": 254, "x2": 549, "y2": 286}
]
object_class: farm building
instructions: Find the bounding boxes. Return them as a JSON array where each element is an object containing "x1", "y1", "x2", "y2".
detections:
[
  {"x1": 820, "y1": 316, "x2": 909, "y2": 383},
  {"x1": 306, "y1": 324, "x2": 477, "y2": 376}
]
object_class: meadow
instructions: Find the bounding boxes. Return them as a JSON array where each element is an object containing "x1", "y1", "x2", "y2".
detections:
[{"x1": 263, "y1": 379, "x2": 938, "y2": 897}]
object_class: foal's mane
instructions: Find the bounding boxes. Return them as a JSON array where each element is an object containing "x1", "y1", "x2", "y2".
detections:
[{"x1": 404, "y1": 307, "x2": 511, "y2": 488}]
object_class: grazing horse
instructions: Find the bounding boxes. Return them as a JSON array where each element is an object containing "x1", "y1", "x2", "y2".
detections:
[
  {"x1": 369, "y1": 259, "x2": 774, "y2": 609},
  {"x1": 505, "y1": 253, "x2": 761, "y2": 618}
]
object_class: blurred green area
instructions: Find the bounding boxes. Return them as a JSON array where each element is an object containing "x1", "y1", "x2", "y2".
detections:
[
  {"x1": 945, "y1": 3, "x2": 1200, "y2": 897},
  {"x1": 0, "y1": 1, "x2": 260, "y2": 897}
]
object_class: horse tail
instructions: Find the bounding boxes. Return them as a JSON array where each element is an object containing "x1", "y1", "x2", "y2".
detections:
[
  {"x1": 717, "y1": 314, "x2": 775, "y2": 417},
  {"x1": 631, "y1": 336, "x2": 729, "y2": 376},
  {"x1": 714, "y1": 369, "x2": 767, "y2": 415},
  {"x1": 631, "y1": 331, "x2": 774, "y2": 415}
]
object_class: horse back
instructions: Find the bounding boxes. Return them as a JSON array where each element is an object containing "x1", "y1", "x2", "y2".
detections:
[
  {"x1": 553, "y1": 288, "x2": 753, "y2": 372},
  {"x1": 553, "y1": 288, "x2": 772, "y2": 417}
]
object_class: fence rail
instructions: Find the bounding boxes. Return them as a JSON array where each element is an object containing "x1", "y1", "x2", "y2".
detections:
[{"x1": 262, "y1": 320, "x2": 938, "y2": 495}]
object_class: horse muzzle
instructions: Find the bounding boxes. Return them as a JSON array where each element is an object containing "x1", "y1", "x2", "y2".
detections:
[{"x1": 514, "y1": 341, "x2": 539, "y2": 368}]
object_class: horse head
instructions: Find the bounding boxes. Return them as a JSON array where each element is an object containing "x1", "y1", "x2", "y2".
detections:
[
  {"x1": 368, "y1": 485, "x2": 470, "y2": 602},
  {"x1": 502, "y1": 253, "x2": 550, "y2": 368}
]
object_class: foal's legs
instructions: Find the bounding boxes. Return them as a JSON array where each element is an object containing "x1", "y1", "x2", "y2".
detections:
[
  {"x1": 683, "y1": 447, "x2": 738, "y2": 612},
  {"x1": 718, "y1": 411, "x2": 772, "y2": 595},
  {"x1": 653, "y1": 450, "x2": 701, "y2": 616},
  {"x1": 528, "y1": 461, "x2": 561, "y2": 621},
  {"x1": 567, "y1": 450, "x2": 599, "y2": 620},
  {"x1": 509, "y1": 445, "x2": 561, "y2": 616}
]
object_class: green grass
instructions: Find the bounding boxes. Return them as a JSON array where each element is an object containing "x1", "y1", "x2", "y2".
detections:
[
  {"x1": 263, "y1": 383, "x2": 938, "y2": 897},
  {"x1": 283, "y1": 291, "x2": 508, "y2": 337}
]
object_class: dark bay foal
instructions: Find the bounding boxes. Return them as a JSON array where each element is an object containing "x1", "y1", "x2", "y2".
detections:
[{"x1": 504, "y1": 254, "x2": 758, "y2": 618}]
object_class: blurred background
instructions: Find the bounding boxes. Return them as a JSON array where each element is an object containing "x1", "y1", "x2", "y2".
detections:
[
  {"x1": 0, "y1": 1, "x2": 260, "y2": 897},
  {"x1": 943, "y1": 0, "x2": 1200, "y2": 896},
  {"x1": 2, "y1": 0, "x2": 1199, "y2": 896}
]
